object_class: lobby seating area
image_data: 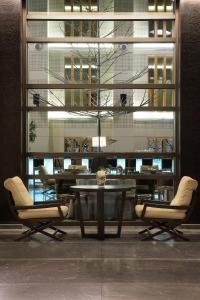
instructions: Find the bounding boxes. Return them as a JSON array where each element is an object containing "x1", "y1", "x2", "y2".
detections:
[
  {"x1": 3, "y1": 175, "x2": 198, "y2": 243},
  {"x1": 1, "y1": 0, "x2": 200, "y2": 299}
]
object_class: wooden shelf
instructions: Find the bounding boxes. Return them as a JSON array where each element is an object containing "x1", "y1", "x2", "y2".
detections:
[
  {"x1": 27, "y1": 173, "x2": 175, "y2": 180},
  {"x1": 27, "y1": 37, "x2": 175, "y2": 43},
  {"x1": 27, "y1": 83, "x2": 175, "y2": 90},
  {"x1": 27, "y1": 152, "x2": 176, "y2": 158},
  {"x1": 27, "y1": 12, "x2": 175, "y2": 21},
  {"x1": 27, "y1": 106, "x2": 176, "y2": 112}
]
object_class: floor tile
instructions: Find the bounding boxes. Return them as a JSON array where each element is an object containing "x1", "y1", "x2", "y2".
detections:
[
  {"x1": 102, "y1": 282, "x2": 200, "y2": 300},
  {"x1": 0, "y1": 283, "x2": 101, "y2": 300},
  {"x1": 0, "y1": 227, "x2": 200, "y2": 299}
]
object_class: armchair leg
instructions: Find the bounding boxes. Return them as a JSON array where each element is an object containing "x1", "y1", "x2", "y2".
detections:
[
  {"x1": 49, "y1": 226, "x2": 66, "y2": 235},
  {"x1": 139, "y1": 221, "x2": 190, "y2": 242},
  {"x1": 15, "y1": 228, "x2": 36, "y2": 241},
  {"x1": 138, "y1": 225, "x2": 156, "y2": 235},
  {"x1": 140, "y1": 228, "x2": 165, "y2": 241},
  {"x1": 36, "y1": 228, "x2": 64, "y2": 241},
  {"x1": 15, "y1": 222, "x2": 65, "y2": 241}
]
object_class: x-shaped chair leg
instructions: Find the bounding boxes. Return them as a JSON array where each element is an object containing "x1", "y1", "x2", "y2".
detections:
[
  {"x1": 140, "y1": 228, "x2": 165, "y2": 240},
  {"x1": 49, "y1": 226, "x2": 66, "y2": 235},
  {"x1": 140, "y1": 221, "x2": 190, "y2": 242},
  {"x1": 16, "y1": 222, "x2": 65, "y2": 241},
  {"x1": 138, "y1": 225, "x2": 156, "y2": 235}
]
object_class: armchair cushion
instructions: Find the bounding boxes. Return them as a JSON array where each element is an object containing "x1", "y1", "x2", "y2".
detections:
[
  {"x1": 171, "y1": 176, "x2": 198, "y2": 206},
  {"x1": 4, "y1": 177, "x2": 33, "y2": 207},
  {"x1": 38, "y1": 166, "x2": 55, "y2": 186},
  {"x1": 135, "y1": 204, "x2": 186, "y2": 220},
  {"x1": 18, "y1": 205, "x2": 68, "y2": 220}
]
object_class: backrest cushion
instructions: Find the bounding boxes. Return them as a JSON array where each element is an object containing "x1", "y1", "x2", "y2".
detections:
[
  {"x1": 38, "y1": 165, "x2": 48, "y2": 176},
  {"x1": 38, "y1": 165, "x2": 48, "y2": 184},
  {"x1": 4, "y1": 177, "x2": 33, "y2": 206},
  {"x1": 171, "y1": 176, "x2": 198, "y2": 206}
]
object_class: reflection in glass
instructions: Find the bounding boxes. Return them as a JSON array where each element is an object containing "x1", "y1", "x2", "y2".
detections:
[
  {"x1": 28, "y1": 43, "x2": 174, "y2": 85},
  {"x1": 157, "y1": 20, "x2": 163, "y2": 37},
  {"x1": 28, "y1": 157, "x2": 174, "y2": 177},
  {"x1": 148, "y1": 56, "x2": 174, "y2": 106},
  {"x1": 27, "y1": 111, "x2": 174, "y2": 153},
  {"x1": 27, "y1": 89, "x2": 175, "y2": 108},
  {"x1": 149, "y1": 21, "x2": 155, "y2": 38},
  {"x1": 166, "y1": 20, "x2": 173, "y2": 37},
  {"x1": 28, "y1": 0, "x2": 175, "y2": 13},
  {"x1": 28, "y1": 20, "x2": 175, "y2": 39}
]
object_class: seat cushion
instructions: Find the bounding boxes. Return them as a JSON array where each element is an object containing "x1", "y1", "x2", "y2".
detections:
[
  {"x1": 135, "y1": 205, "x2": 186, "y2": 220},
  {"x1": 18, "y1": 205, "x2": 68, "y2": 220},
  {"x1": 171, "y1": 176, "x2": 198, "y2": 206}
]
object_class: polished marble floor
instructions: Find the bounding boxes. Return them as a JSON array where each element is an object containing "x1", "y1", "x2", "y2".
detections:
[{"x1": 0, "y1": 226, "x2": 200, "y2": 300}]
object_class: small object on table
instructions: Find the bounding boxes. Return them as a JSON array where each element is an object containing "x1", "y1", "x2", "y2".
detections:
[{"x1": 96, "y1": 169, "x2": 106, "y2": 186}]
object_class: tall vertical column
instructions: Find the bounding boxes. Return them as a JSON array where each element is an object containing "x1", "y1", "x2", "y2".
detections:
[
  {"x1": 180, "y1": 0, "x2": 200, "y2": 222},
  {"x1": 0, "y1": 0, "x2": 22, "y2": 221}
]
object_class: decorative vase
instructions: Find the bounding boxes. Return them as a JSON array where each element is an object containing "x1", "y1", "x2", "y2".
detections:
[{"x1": 96, "y1": 169, "x2": 106, "y2": 186}]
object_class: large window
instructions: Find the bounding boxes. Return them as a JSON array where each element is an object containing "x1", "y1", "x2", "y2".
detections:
[{"x1": 25, "y1": 0, "x2": 178, "y2": 206}]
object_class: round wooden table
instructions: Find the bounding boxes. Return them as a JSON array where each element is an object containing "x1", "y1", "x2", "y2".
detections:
[{"x1": 70, "y1": 185, "x2": 134, "y2": 240}]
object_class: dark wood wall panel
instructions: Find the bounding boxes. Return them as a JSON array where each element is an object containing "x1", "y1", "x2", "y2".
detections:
[
  {"x1": 0, "y1": 0, "x2": 22, "y2": 221},
  {"x1": 180, "y1": 0, "x2": 200, "y2": 222}
]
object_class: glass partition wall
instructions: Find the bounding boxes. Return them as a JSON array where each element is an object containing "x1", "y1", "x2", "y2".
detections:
[{"x1": 24, "y1": 0, "x2": 179, "y2": 217}]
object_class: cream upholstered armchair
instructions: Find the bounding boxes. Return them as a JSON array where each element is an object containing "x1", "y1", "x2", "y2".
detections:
[
  {"x1": 135, "y1": 176, "x2": 198, "y2": 241},
  {"x1": 4, "y1": 176, "x2": 69, "y2": 241}
]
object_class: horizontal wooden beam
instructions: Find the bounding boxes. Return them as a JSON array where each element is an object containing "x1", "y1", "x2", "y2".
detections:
[
  {"x1": 27, "y1": 173, "x2": 175, "y2": 180},
  {"x1": 27, "y1": 12, "x2": 175, "y2": 21},
  {"x1": 27, "y1": 83, "x2": 175, "y2": 90},
  {"x1": 27, "y1": 152, "x2": 176, "y2": 158},
  {"x1": 27, "y1": 37, "x2": 176, "y2": 43},
  {"x1": 27, "y1": 106, "x2": 176, "y2": 112}
]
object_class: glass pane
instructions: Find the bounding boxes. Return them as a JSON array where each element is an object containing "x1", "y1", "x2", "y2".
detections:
[
  {"x1": 28, "y1": 43, "x2": 175, "y2": 84},
  {"x1": 74, "y1": 58, "x2": 80, "y2": 81},
  {"x1": 125, "y1": 157, "x2": 174, "y2": 173},
  {"x1": 157, "y1": 20, "x2": 163, "y2": 37},
  {"x1": 148, "y1": 0, "x2": 156, "y2": 12},
  {"x1": 74, "y1": 89, "x2": 81, "y2": 106},
  {"x1": 148, "y1": 57, "x2": 155, "y2": 83},
  {"x1": 27, "y1": 0, "x2": 175, "y2": 13},
  {"x1": 166, "y1": 57, "x2": 173, "y2": 83},
  {"x1": 157, "y1": 58, "x2": 164, "y2": 83},
  {"x1": 27, "y1": 111, "x2": 175, "y2": 153},
  {"x1": 157, "y1": 0, "x2": 165, "y2": 12},
  {"x1": 27, "y1": 89, "x2": 175, "y2": 107},
  {"x1": 65, "y1": 0, "x2": 72, "y2": 12},
  {"x1": 28, "y1": 156, "x2": 175, "y2": 175},
  {"x1": 165, "y1": 0, "x2": 174, "y2": 12},
  {"x1": 149, "y1": 21, "x2": 155, "y2": 38},
  {"x1": 74, "y1": 21, "x2": 81, "y2": 36},
  {"x1": 101, "y1": 111, "x2": 174, "y2": 153},
  {"x1": 166, "y1": 20, "x2": 173, "y2": 37},
  {"x1": 27, "y1": 21, "x2": 175, "y2": 38}
]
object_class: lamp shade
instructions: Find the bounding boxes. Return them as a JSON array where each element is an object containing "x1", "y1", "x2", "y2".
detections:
[{"x1": 92, "y1": 137, "x2": 107, "y2": 147}]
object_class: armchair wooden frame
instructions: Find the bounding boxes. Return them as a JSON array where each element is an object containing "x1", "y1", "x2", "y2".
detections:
[
  {"x1": 8, "y1": 192, "x2": 67, "y2": 241},
  {"x1": 138, "y1": 191, "x2": 197, "y2": 241}
]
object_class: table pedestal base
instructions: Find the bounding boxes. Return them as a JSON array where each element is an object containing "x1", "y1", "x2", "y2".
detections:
[{"x1": 75, "y1": 189, "x2": 127, "y2": 240}]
